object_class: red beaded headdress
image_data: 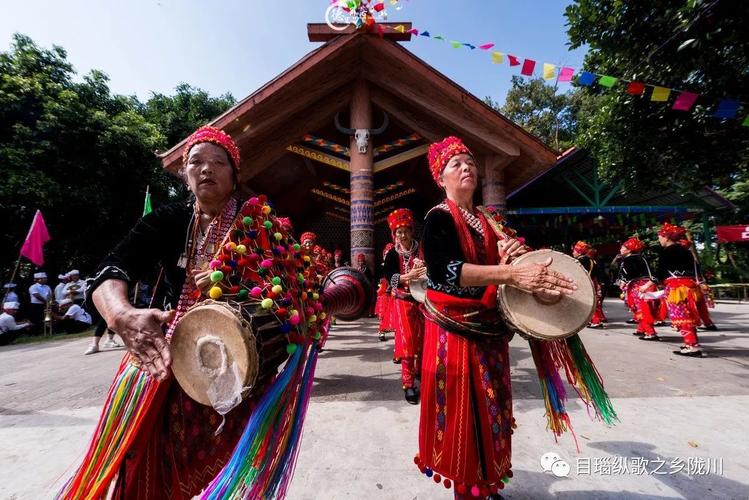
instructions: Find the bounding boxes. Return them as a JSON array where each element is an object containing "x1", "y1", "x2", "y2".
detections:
[
  {"x1": 623, "y1": 237, "x2": 646, "y2": 253},
  {"x1": 572, "y1": 240, "x2": 592, "y2": 255},
  {"x1": 277, "y1": 217, "x2": 293, "y2": 232},
  {"x1": 658, "y1": 222, "x2": 687, "y2": 241},
  {"x1": 300, "y1": 232, "x2": 317, "y2": 244},
  {"x1": 427, "y1": 136, "x2": 473, "y2": 184},
  {"x1": 182, "y1": 126, "x2": 241, "y2": 171},
  {"x1": 387, "y1": 208, "x2": 414, "y2": 235}
]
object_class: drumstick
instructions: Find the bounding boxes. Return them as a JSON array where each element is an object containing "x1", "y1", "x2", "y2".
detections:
[{"x1": 477, "y1": 207, "x2": 532, "y2": 255}]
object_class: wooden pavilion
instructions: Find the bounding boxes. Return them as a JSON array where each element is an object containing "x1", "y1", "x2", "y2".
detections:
[{"x1": 159, "y1": 23, "x2": 559, "y2": 268}]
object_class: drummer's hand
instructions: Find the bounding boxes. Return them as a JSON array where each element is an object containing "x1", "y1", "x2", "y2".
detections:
[
  {"x1": 193, "y1": 268, "x2": 213, "y2": 295},
  {"x1": 498, "y1": 238, "x2": 527, "y2": 265},
  {"x1": 508, "y1": 257, "x2": 577, "y2": 296},
  {"x1": 412, "y1": 257, "x2": 425, "y2": 269},
  {"x1": 111, "y1": 307, "x2": 176, "y2": 382}
]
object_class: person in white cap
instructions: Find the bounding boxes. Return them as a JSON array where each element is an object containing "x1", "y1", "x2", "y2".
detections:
[
  {"x1": 55, "y1": 273, "x2": 70, "y2": 304},
  {"x1": 55, "y1": 298, "x2": 92, "y2": 333},
  {"x1": 3, "y1": 283, "x2": 19, "y2": 305},
  {"x1": 28, "y1": 272, "x2": 51, "y2": 334},
  {"x1": 0, "y1": 302, "x2": 31, "y2": 346},
  {"x1": 63, "y1": 270, "x2": 87, "y2": 304}
]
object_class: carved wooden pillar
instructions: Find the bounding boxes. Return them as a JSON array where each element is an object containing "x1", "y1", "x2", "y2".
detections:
[
  {"x1": 349, "y1": 79, "x2": 375, "y2": 272},
  {"x1": 482, "y1": 155, "x2": 510, "y2": 213}
]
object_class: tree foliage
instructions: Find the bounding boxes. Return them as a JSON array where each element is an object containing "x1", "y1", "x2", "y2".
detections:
[
  {"x1": 491, "y1": 76, "x2": 580, "y2": 151},
  {"x1": 0, "y1": 34, "x2": 234, "y2": 277},
  {"x1": 564, "y1": 0, "x2": 749, "y2": 198}
]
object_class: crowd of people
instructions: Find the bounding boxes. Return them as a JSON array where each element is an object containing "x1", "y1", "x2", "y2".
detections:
[{"x1": 0, "y1": 269, "x2": 125, "y2": 352}]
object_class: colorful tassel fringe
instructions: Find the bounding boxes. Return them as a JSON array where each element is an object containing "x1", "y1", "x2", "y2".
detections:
[
  {"x1": 529, "y1": 334, "x2": 617, "y2": 450},
  {"x1": 57, "y1": 356, "x2": 163, "y2": 499},
  {"x1": 200, "y1": 342, "x2": 319, "y2": 499}
]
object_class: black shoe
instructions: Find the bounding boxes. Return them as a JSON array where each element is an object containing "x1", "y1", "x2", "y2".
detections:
[
  {"x1": 654, "y1": 321, "x2": 667, "y2": 327},
  {"x1": 379, "y1": 332, "x2": 387, "y2": 341},
  {"x1": 588, "y1": 323, "x2": 604, "y2": 329},
  {"x1": 404, "y1": 387, "x2": 419, "y2": 405},
  {"x1": 626, "y1": 319, "x2": 637, "y2": 324},
  {"x1": 639, "y1": 335, "x2": 661, "y2": 341},
  {"x1": 633, "y1": 331, "x2": 645, "y2": 336},
  {"x1": 487, "y1": 494, "x2": 504, "y2": 500},
  {"x1": 393, "y1": 358, "x2": 401, "y2": 364},
  {"x1": 699, "y1": 324, "x2": 718, "y2": 331}
]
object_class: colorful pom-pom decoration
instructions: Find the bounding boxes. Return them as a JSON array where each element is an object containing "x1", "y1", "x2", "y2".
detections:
[
  {"x1": 208, "y1": 287, "x2": 223, "y2": 299},
  {"x1": 261, "y1": 298, "x2": 273, "y2": 309}
]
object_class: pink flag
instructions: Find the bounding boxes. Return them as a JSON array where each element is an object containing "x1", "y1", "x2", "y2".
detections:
[
  {"x1": 478, "y1": 43, "x2": 495, "y2": 50},
  {"x1": 20, "y1": 210, "x2": 51, "y2": 266},
  {"x1": 558, "y1": 67, "x2": 575, "y2": 82},
  {"x1": 507, "y1": 54, "x2": 520, "y2": 66},
  {"x1": 672, "y1": 91, "x2": 699, "y2": 111}
]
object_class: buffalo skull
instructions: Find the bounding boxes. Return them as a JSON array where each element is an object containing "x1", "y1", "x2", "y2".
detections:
[{"x1": 335, "y1": 111, "x2": 389, "y2": 154}]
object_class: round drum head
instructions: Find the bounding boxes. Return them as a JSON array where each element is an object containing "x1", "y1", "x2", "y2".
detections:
[
  {"x1": 171, "y1": 301, "x2": 258, "y2": 407},
  {"x1": 498, "y1": 250, "x2": 595, "y2": 340}
]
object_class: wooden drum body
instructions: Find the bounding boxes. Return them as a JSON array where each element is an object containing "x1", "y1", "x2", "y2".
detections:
[{"x1": 498, "y1": 249, "x2": 596, "y2": 341}]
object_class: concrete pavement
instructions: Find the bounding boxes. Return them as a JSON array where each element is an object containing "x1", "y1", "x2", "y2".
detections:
[{"x1": 1, "y1": 299, "x2": 748, "y2": 499}]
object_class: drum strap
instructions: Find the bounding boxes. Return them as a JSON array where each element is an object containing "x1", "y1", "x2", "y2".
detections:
[{"x1": 423, "y1": 295, "x2": 511, "y2": 340}]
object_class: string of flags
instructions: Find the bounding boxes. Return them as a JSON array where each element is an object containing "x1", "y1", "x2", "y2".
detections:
[{"x1": 383, "y1": 24, "x2": 749, "y2": 125}]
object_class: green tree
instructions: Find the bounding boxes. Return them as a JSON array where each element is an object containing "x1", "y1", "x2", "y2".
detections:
[
  {"x1": 143, "y1": 83, "x2": 235, "y2": 148},
  {"x1": 489, "y1": 76, "x2": 580, "y2": 151},
  {"x1": 565, "y1": 0, "x2": 749, "y2": 193},
  {"x1": 0, "y1": 34, "x2": 235, "y2": 278}
]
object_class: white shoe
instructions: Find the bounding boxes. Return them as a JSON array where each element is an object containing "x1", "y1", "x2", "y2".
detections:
[
  {"x1": 84, "y1": 345, "x2": 100, "y2": 355},
  {"x1": 103, "y1": 339, "x2": 120, "y2": 348}
]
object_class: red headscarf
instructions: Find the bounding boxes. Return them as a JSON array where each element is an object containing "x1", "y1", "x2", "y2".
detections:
[
  {"x1": 658, "y1": 222, "x2": 687, "y2": 242},
  {"x1": 572, "y1": 240, "x2": 592, "y2": 255},
  {"x1": 387, "y1": 208, "x2": 414, "y2": 237},
  {"x1": 623, "y1": 237, "x2": 646, "y2": 253},
  {"x1": 182, "y1": 126, "x2": 241, "y2": 171},
  {"x1": 300, "y1": 232, "x2": 317, "y2": 245},
  {"x1": 427, "y1": 136, "x2": 473, "y2": 184}
]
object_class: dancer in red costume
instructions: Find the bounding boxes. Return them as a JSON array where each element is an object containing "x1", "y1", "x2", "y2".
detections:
[
  {"x1": 383, "y1": 209, "x2": 426, "y2": 404},
  {"x1": 417, "y1": 137, "x2": 578, "y2": 499},
  {"x1": 376, "y1": 243, "x2": 395, "y2": 341},
  {"x1": 617, "y1": 237, "x2": 660, "y2": 340},
  {"x1": 658, "y1": 223, "x2": 704, "y2": 357}
]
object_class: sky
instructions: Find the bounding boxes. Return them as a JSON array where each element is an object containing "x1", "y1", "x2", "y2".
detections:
[{"x1": 0, "y1": 0, "x2": 587, "y2": 106}]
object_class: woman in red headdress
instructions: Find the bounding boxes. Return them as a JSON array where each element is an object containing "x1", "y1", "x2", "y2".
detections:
[
  {"x1": 384, "y1": 209, "x2": 427, "y2": 404},
  {"x1": 60, "y1": 126, "x2": 274, "y2": 498},
  {"x1": 376, "y1": 243, "x2": 395, "y2": 341},
  {"x1": 657, "y1": 223, "x2": 704, "y2": 356},
  {"x1": 617, "y1": 237, "x2": 660, "y2": 340},
  {"x1": 416, "y1": 137, "x2": 577, "y2": 498},
  {"x1": 572, "y1": 241, "x2": 607, "y2": 328}
]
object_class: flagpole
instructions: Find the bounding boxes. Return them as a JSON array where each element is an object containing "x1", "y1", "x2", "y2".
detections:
[{"x1": 2, "y1": 257, "x2": 22, "y2": 304}]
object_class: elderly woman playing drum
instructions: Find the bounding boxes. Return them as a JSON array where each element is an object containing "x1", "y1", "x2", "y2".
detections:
[
  {"x1": 61, "y1": 126, "x2": 267, "y2": 498},
  {"x1": 415, "y1": 137, "x2": 577, "y2": 499}
]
